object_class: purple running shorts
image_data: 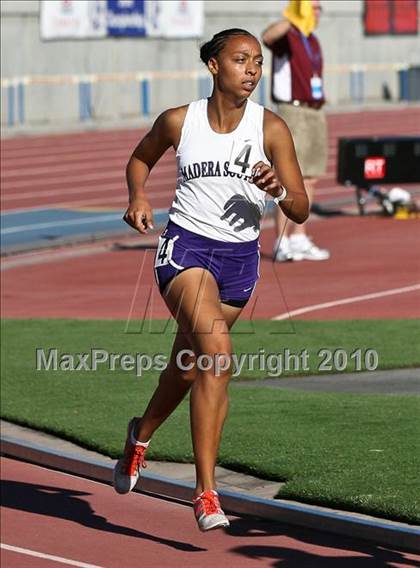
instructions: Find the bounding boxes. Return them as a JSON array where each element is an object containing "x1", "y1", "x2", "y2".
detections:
[{"x1": 154, "y1": 220, "x2": 260, "y2": 307}]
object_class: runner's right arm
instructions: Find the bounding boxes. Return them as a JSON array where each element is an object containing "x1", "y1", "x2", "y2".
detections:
[{"x1": 124, "y1": 107, "x2": 186, "y2": 234}]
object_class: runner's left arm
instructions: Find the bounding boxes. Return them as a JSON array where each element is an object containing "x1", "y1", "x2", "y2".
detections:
[{"x1": 252, "y1": 109, "x2": 309, "y2": 224}]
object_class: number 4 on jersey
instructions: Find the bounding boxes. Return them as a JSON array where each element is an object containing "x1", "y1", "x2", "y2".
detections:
[
  {"x1": 234, "y1": 144, "x2": 252, "y2": 174},
  {"x1": 228, "y1": 140, "x2": 254, "y2": 177}
]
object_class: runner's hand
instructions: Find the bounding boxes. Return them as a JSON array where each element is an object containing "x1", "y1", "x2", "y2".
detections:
[
  {"x1": 123, "y1": 199, "x2": 154, "y2": 234},
  {"x1": 251, "y1": 161, "x2": 283, "y2": 199}
]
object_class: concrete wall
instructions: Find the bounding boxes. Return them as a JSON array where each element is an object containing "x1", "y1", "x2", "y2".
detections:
[{"x1": 1, "y1": 1, "x2": 419, "y2": 131}]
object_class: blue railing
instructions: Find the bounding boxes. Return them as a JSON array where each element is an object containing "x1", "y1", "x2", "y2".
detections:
[{"x1": 1, "y1": 64, "x2": 413, "y2": 129}]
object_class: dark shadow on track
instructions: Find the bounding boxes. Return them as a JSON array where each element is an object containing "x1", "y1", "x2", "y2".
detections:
[
  {"x1": 226, "y1": 517, "x2": 420, "y2": 567},
  {"x1": 1, "y1": 480, "x2": 206, "y2": 553},
  {"x1": 112, "y1": 242, "x2": 158, "y2": 251},
  {"x1": 310, "y1": 203, "x2": 353, "y2": 217}
]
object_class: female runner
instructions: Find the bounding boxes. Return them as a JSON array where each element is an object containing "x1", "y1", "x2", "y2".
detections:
[{"x1": 113, "y1": 28, "x2": 309, "y2": 532}]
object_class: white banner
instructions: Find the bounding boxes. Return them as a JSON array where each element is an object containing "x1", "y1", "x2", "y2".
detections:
[
  {"x1": 146, "y1": 0, "x2": 204, "y2": 38},
  {"x1": 40, "y1": 0, "x2": 107, "y2": 40}
]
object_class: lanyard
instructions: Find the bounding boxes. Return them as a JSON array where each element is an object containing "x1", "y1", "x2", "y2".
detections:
[{"x1": 300, "y1": 32, "x2": 321, "y2": 73}]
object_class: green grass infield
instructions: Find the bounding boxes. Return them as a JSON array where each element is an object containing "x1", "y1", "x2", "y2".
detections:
[{"x1": 2, "y1": 318, "x2": 420, "y2": 524}]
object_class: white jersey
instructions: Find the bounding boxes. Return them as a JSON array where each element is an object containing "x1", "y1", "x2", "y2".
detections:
[{"x1": 169, "y1": 98, "x2": 270, "y2": 242}]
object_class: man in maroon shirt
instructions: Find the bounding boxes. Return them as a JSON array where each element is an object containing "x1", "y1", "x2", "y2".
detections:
[{"x1": 263, "y1": 0, "x2": 330, "y2": 262}]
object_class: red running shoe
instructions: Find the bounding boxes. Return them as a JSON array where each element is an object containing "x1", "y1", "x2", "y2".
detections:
[
  {"x1": 113, "y1": 417, "x2": 148, "y2": 494},
  {"x1": 193, "y1": 490, "x2": 230, "y2": 531}
]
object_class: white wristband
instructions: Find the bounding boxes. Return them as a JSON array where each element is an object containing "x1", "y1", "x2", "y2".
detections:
[{"x1": 273, "y1": 186, "x2": 287, "y2": 205}]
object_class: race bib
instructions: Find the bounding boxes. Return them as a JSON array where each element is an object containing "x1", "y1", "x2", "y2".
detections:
[{"x1": 228, "y1": 139, "x2": 258, "y2": 177}]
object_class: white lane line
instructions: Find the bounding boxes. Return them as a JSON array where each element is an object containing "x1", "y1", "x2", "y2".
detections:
[
  {"x1": 1, "y1": 138, "x2": 141, "y2": 159},
  {"x1": 0, "y1": 187, "x2": 354, "y2": 218},
  {"x1": 0, "y1": 543, "x2": 104, "y2": 568},
  {"x1": 1, "y1": 182, "x2": 124, "y2": 202},
  {"x1": 1, "y1": 162, "x2": 175, "y2": 191},
  {"x1": 1, "y1": 152, "x2": 176, "y2": 179},
  {"x1": 271, "y1": 284, "x2": 420, "y2": 320},
  {"x1": 1, "y1": 180, "x2": 357, "y2": 215},
  {"x1": 2, "y1": 155, "x2": 172, "y2": 173},
  {"x1": 2, "y1": 115, "x2": 416, "y2": 159},
  {"x1": 1, "y1": 171, "x2": 176, "y2": 203},
  {"x1": 1, "y1": 243, "x2": 112, "y2": 270},
  {"x1": 2, "y1": 170, "x2": 124, "y2": 190},
  {"x1": 1, "y1": 161, "x2": 125, "y2": 179},
  {"x1": 0, "y1": 148, "x2": 131, "y2": 170},
  {"x1": 1, "y1": 189, "x2": 171, "y2": 216},
  {"x1": 1, "y1": 175, "x2": 349, "y2": 203},
  {"x1": 0, "y1": 188, "x2": 356, "y2": 219},
  {"x1": 4, "y1": 181, "x2": 415, "y2": 222}
]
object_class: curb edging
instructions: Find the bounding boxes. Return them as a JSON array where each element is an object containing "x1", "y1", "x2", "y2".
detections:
[{"x1": 2, "y1": 435, "x2": 419, "y2": 553}]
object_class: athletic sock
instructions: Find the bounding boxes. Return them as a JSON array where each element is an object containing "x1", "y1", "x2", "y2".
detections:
[
  {"x1": 131, "y1": 431, "x2": 150, "y2": 447},
  {"x1": 135, "y1": 439, "x2": 150, "y2": 448},
  {"x1": 130, "y1": 424, "x2": 150, "y2": 447}
]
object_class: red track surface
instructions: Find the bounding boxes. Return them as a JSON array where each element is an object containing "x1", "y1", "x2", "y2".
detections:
[
  {"x1": 2, "y1": 108, "x2": 420, "y2": 213},
  {"x1": 1, "y1": 112, "x2": 420, "y2": 566},
  {"x1": 2, "y1": 216, "x2": 419, "y2": 319},
  {"x1": 2, "y1": 458, "x2": 419, "y2": 567},
  {"x1": 1, "y1": 107, "x2": 420, "y2": 321}
]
